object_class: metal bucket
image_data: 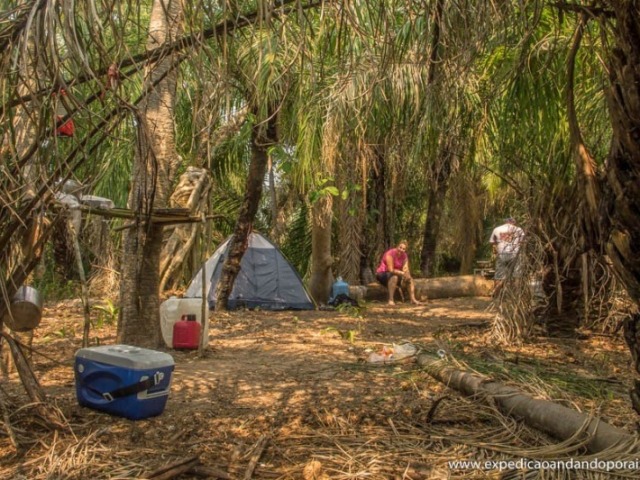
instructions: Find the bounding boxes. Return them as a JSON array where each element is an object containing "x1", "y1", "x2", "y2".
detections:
[{"x1": 2, "y1": 286, "x2": 43, "y2": 332}]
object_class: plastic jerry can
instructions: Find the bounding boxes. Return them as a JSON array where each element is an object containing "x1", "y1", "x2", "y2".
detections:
[
  {"x1": 172, "y1": 314, "x2": 201, "y2": 349},
  {"x1": 160, "y1": 297, "x2": 209, "y2": 348},
  {"x1": 329, "y1": 277, "x2": 350, "y2": 303}
]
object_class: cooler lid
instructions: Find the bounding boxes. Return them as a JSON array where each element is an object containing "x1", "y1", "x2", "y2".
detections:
[{"x1": 75, "y1": 344, "x2": 175, "y2": 369}]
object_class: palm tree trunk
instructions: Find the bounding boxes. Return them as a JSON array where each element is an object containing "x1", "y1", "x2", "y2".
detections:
[
  {"x1": 268, "y1": 155, "x2": 281, "y2": 244},
  {"x1": 541, "y1": 260, "x2": 582, "y2": 337},
  {"x1": 214, "y1": 114, "x2": 277, "y2": 311},
  {"x1": 457, "y1": 176, "x2": 483, "y2": 274},
  {"x1": 309, "y1": 193, "x2": 333, "y2": 305},
  {"x1": 360, "y1": 146, "x2": 389, "y2": 283},
  {"x1": 601, "y1": 2, "x2": 640, "y2": 414},
  {"x1": 419, "y1": 187, "x2": 446, "y2": 278},
  {"x1": 119, "y1": 224, "x2": 165, "y2": 346},
  {"x1": 118, "y1": 0, "x2": 183, "y2": 347},
  {"x1": 52, "y1": 221, "x2": 76, "y2": 280},
  {"x1": 420, "y1": 139, "x2": 455, "y2": 277},
  {"x1": 418, "y1": 0, "x2": 448, "y2": 278},
  {"x1": 336, "y1": 159, "x2": 363, "y2": 285},
  {"x1": 603, "y1": 3, "x2": 640, "y2": 304}
]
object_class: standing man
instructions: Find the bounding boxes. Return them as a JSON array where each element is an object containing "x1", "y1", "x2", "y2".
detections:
[
  {"x1": 489, "y1": 217, "x2": 525, "y2": 296},
  {"x1": 376, "y1": 240, "x2": 423, "y2": 305}
]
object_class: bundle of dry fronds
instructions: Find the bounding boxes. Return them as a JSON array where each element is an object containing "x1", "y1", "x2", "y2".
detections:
[{"x1": 491, "y1": 228, "x2": 547, "y2": 344}]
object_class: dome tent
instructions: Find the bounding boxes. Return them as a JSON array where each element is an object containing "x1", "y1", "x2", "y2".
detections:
[{"x1": 185, "y1": 232, "x2": 315, "y2": 310}]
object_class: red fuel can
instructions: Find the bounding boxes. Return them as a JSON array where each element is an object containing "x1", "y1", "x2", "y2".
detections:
[{"x1": 172, "y1": 314, "x2": 201, "y2": 349}]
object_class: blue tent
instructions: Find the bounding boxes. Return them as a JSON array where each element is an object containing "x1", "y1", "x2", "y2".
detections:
[{"x1": 185, "y1": 232, "x2": 315, "y2": 310}]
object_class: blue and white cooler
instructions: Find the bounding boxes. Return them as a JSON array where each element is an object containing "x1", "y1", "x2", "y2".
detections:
[{"x1": 75, "y1": 345, "x2": 175, "y2": 420}]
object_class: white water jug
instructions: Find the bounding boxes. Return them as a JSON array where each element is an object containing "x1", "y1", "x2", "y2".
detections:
[{"x1": 159, "y1": 297, "x2": 209, "y2": 348}]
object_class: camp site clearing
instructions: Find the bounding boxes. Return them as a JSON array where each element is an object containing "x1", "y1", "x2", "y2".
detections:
[{"x1": 0, "y1": 296, "x2": 635, "y2": 479}]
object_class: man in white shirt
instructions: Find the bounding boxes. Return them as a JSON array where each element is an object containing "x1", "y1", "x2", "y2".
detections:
[{"x1": 489, "y1": 217, "x2": 525, "y2": 295}]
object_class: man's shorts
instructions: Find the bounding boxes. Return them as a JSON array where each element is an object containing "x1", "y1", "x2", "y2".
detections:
[{"x1": 495, "y1": 253, "x2": 521, "y2": 280}]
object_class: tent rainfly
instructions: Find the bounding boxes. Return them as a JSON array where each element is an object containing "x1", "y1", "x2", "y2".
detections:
[{"x1": 185, "y1": 232, "x2": 315, "y2": 310}]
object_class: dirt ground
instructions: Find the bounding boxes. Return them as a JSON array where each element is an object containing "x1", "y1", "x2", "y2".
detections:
[{"x1": 1, "y1": 296, "x2": 638, "y2": 479}]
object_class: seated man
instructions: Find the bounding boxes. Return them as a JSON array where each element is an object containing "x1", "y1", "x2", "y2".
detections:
[{"x1": 375, "y1": 240, "x2": 422, "y2": 305}]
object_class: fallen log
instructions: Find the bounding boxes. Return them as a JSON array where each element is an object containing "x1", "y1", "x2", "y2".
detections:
[
  {"x1": 417, "y1": 354, "x2": 636, "y2": 454},
  {"x1": 360, "y1": 275, "x2": 493, "y2": 301}
]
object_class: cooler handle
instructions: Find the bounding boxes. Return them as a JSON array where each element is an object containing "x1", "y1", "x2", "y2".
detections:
[
  {"x1": 137, "y1": 373, "x2": 172, "y2": 400},
  {"x1": 83, "y1": 371, "x2": 164, "y2": 402}
]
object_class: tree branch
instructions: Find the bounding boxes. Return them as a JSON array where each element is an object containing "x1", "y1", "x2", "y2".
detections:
[
  {"x1": 0, "y1": 0, "x2": 327, "y2": 116},
  {"x1": 551, "y1": 2, "x2": 614, "y2": 19}
]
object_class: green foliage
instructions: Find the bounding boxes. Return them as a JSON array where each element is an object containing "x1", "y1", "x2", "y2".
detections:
[
  {"x1": 280, "y1": 202, "x2": 312, "y2": 277},
  {"x1": 32, "y1": 246, "x2": 79, "y2": 301},
  {"x1": 309, "y1": 178, "x2": 340, "y2": 204},
  {"x1": 90, "y1": 120, "x2": 136, "y2": 209},
  {"x1": 335, "y1": 301, "x2": 366, "y2": 320},
  {"x1": 33, "y1": 278, "x2": 78, "y2": 301},
  {"x1": 209, "y1": 109, "x2": 254, "y2": 181},
  {"x1": 1, "y1": 0, "x2": 616, "y2": 305},
  {"x1": 52, "y1": 326, "x2": 76, "y2": 340},
  {"x1": 462, "y1": 354, "x2": 619, "y2": 401},
  {"x1": 92, "y1": 300, "x2": 119, "y2": 328},
  {"x1": 322, "y1": 326, "x2": 359, "y2": 344}
]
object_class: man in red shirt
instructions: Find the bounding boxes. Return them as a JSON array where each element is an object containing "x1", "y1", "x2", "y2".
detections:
[{"x1": 376, "y1": 240, "x2": 423, "y2": 306}]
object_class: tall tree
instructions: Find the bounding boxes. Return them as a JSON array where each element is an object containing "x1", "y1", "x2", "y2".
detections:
[
  {"x1": 308, "y1": 192, "x2": 334, "y2": 304},
  {"x1": 215, "y1": 112, "x2": 277, "y2": 310},
  {"x1": 418, "y1": 0, "x2": 446, "y2": 278},
  {"x1": 0, "y1": 0, "x2": 47, "y2": 368},
  {"x1": 473, "y1": 4, "x2": 601, "y2": 342},
  {"x1": 420, "y1": 135, "x2": 458, "y2": 277},
  {"x1": 597, "y1": 2, "x2": 640, "y2": 413},
  {"x1": 118, "y1": 0, "x2": 183, "y2": 347},
  {"x1": 360, "y1": 145, "x2": 390, "y2": 283}
]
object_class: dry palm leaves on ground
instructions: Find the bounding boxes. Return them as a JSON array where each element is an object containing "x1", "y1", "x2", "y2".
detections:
[{"x1": 1, "y1": 297, "x2": 639, "y2": 479}]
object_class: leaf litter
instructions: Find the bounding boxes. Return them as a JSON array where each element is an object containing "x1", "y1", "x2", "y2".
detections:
[{"x1": 1, "y1": 296, "x2": 639, "y2": 479}]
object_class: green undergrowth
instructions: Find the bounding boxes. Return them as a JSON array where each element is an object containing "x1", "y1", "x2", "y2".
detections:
[{"x1": 453, "y1": 352, "x2": 621, "y2": 402}]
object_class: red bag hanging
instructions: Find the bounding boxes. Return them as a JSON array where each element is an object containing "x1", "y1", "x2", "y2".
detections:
[
  {"x1": 54, "y1": 89, "x2": 75, "y2": 137},
  {"x1": 55, "y1": 117, "x2": 75, "y2": 137}
]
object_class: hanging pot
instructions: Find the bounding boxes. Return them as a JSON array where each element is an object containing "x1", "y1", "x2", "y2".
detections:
[{"x1": 2, "y1": 286, "x2": 43, "y2": 332}]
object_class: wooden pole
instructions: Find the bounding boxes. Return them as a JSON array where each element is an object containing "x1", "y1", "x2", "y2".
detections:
[
  {"x1": 198, "y1": 261, "x2": 207, "y2": 356},
  {"x1": 68, "y1": 219, "x2": 91, "y2": 348}
]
